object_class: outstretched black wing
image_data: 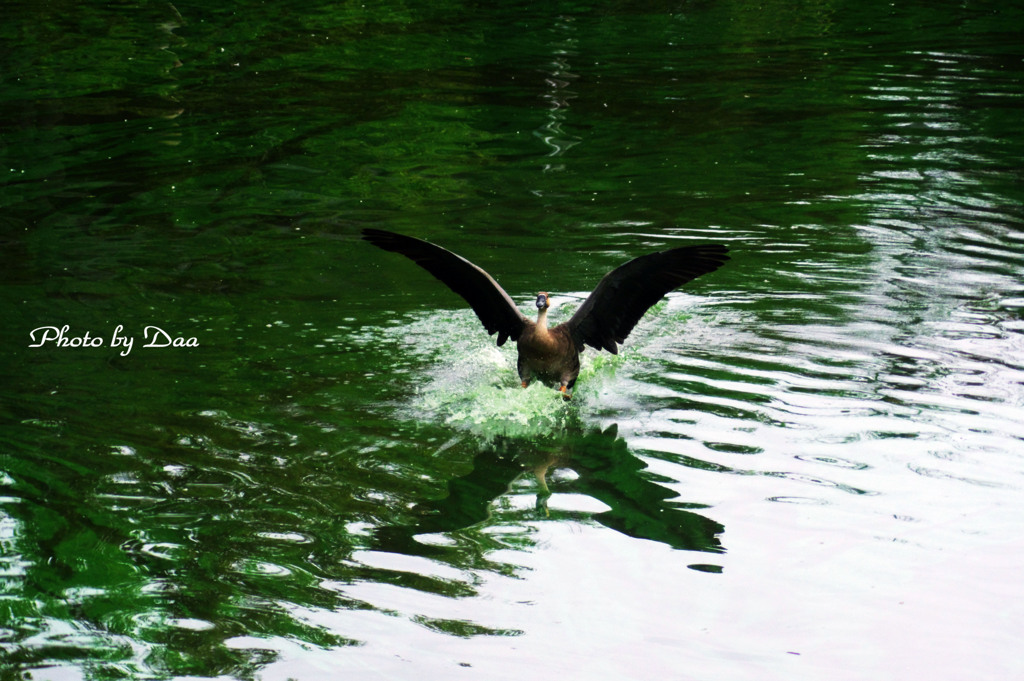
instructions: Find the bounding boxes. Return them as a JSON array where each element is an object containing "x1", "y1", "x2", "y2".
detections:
[
  {"x1": 564, "y1": 243, "x2": 729, "y2": 354},
  {"x1": 362, "y1": 229, "x2": 528, "y2": 346}
]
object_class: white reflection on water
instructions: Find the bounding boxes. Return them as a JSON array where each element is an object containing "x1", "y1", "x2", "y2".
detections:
[{"x1": 343, "y1": 194, "x2": 1023, "y2": 681}]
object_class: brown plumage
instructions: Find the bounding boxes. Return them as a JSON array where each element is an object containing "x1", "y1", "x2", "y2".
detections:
[{"x1": 362, "y1": 229, "x2": 729, "y2": 396}]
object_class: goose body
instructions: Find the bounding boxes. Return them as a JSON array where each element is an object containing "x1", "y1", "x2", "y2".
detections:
[
  {"x1": 362, "y1": 229, "x2": 728, "y2": 396},
  {"x1": 515, "y1": 292, "x2": 579, "y2": 389}
]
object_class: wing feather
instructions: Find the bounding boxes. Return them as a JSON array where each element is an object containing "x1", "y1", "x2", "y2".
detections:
[
  {"x1": 362, "y1": 229, "x2": 528, "y2": 346},
  {"x1": 564, "y1": 244, "x2": 729, "y2": 354}
]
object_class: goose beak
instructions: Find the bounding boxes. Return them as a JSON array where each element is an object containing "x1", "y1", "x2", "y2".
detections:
[{"x1": 535, "y1": 293, "x2": 549, "y2": 309}]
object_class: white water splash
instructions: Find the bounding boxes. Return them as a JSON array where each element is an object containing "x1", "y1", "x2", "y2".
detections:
[{"x1": 349, "y1": 295, "x2": 722, "y2": 439}]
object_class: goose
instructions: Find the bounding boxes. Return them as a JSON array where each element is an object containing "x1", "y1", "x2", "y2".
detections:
[{"x1": 362, "y1": 229, "x2": 728, "y2": 396}]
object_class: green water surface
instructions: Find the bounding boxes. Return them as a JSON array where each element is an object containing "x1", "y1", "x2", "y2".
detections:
[{"x1": 2, "y1": 0, "x2": 1023, "y2": 679}]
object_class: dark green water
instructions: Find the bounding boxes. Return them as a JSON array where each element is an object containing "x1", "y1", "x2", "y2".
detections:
[{"x1": 3, "y1": 0, "x2": 1023, "y2": 679}]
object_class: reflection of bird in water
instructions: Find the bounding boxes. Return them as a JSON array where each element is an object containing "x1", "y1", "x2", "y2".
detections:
[
  {"x1": 370, "y1": 425, "x2": 724, "y2": 560},
  {"x1": 362, "y1": 229, "x2": 728, "y2": 397},
  {"x1": 522, "y1": 426, "x2": 724, "y2": 555}
]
